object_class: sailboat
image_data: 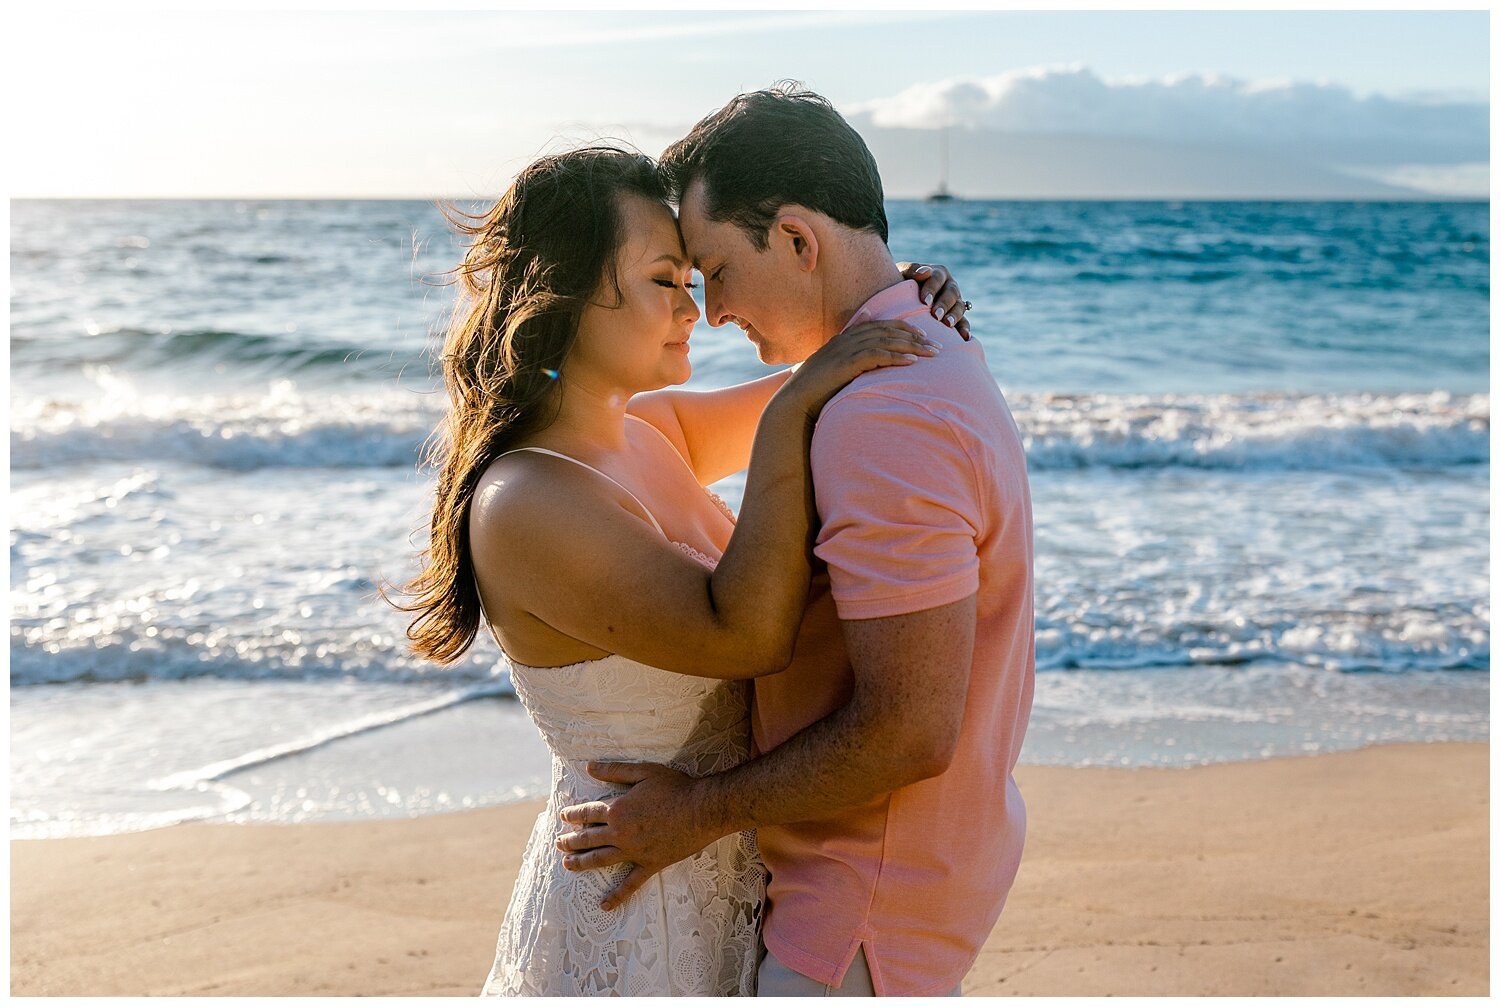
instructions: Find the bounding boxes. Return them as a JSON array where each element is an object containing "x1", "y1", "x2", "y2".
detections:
[{"x1": 926, "y1": 124, "x2": 957, "y2": 203}]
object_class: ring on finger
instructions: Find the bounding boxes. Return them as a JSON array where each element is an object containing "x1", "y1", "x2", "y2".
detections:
[{"x1": 962, "y1": 300, "x2": 973, "y2": 310}]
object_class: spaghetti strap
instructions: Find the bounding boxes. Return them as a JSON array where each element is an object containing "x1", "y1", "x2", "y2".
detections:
[
  {"x1": 625, "y1": 412, "x2": 693, "y2": 469},
  {"x1": 495, "y1": 446, "x2": 667, "y2": 537}
]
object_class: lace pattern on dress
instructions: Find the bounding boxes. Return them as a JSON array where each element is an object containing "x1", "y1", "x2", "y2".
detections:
[
  {"x1": 705, "y1": 489, "x2": 738, "y2": 525},
  {"x1": 674, "y1": 540, "x2": 719, "y2": 569}
]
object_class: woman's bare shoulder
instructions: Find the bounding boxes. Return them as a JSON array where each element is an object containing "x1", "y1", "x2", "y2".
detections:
[
  {"x1": 469, "y1": 449, "x2": 658, "y2": 568},
  {"x1": 473, "y1": 452, "x2": 596, "y2": 537}
]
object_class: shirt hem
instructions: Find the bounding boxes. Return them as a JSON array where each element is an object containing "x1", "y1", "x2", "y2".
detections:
[
  {"x1": 831, "y1": 568, "x2": 980, "y2": 621},
  {"x1": 763, "y1": 928, "x2": 971, "y2": 997},
  {"x1": 761, "y1": 929, "x2": 865, "y2": 990}
]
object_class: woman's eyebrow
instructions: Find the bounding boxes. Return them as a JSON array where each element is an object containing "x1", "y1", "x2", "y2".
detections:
[{"x1": 651, "y1": 253, "x2": 687, "y2": 268}]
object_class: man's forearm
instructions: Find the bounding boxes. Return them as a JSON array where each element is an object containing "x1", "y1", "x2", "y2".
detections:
[
  {"x1": 687, "y1": 698, "x2": 931, "y2": 838},
  {"x1": 559, "y1": 598, "x2": 975, "y2": 910}
]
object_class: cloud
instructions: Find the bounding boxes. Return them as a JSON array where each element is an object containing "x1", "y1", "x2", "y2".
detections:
[
  {"x1": 851, "y1": 66, "x2": 1488, "y2": 167},
  {"x1": 492, "y1": 10, "x2": 924, "y2": 49}
]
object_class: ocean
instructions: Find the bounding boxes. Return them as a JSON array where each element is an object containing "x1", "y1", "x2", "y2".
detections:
[{"x1": 10, "y1": 198, "x2": 1489, "y2": 838}]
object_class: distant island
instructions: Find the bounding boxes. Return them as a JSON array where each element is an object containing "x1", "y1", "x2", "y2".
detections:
[{"x1": 860, "y1": 124, "x2": 1485, "y2": 201}]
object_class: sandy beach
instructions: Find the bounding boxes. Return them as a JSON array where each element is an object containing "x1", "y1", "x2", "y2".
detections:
[{"x1": 12, "y1": 741, "x2": 1487, "y2": 996}]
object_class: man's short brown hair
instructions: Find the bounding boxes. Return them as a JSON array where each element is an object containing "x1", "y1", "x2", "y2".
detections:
[{"x1": 658, "y1": 81, "x2": 889, "y2": 250}]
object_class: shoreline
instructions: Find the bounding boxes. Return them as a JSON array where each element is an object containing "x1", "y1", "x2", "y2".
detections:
[
  {"x1": 12, "y1": 741, "x2": 1488, "y2": 996},
  {"x1": 13, "y1": 667, "x2": 1488, "y2": 841}
]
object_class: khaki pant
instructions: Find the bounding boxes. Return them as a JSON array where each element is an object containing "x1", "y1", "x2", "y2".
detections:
[{"x1": 757, "y1": 946, "x2": 961, "y2": 997}]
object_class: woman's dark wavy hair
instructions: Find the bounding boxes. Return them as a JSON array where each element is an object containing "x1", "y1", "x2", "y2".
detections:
[
  {"x1": 657, "y1": 80, "x2": 888, "y2": 249},
  {"x1": 398, "y1": 146, "x2": 667, "y2": 663}
]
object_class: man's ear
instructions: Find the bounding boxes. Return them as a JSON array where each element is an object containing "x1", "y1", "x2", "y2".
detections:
[{"x1": 774, "y1": 214, "x2": 819, "y2": 273}]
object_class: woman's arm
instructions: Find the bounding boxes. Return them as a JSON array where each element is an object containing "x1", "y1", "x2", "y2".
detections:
[
  {"x1": 474, "y1": 321, "x2": 936, "y2": 680},
  {"x1": 626, "y1": 370, "x2": 793, "y2": 486},
  {"x1": 627, "y1": 263, "x2": 970, "y2": 486}
]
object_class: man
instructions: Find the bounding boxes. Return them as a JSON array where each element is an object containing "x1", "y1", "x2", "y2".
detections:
[{"x1": 555, "y1": 84, "x2": 1035, "y2": 997}]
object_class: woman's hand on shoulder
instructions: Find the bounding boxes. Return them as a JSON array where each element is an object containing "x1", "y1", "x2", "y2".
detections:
[
  {"x1": 774, "y1": 320, "x2": 938, "y2": 422},
  {"x1": 898, "y1": 261, "x2": 971, "y2": 341}
]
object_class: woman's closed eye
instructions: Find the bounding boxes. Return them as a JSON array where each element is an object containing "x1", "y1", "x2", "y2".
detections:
[{"x1": 655, "y1": 278, "x2": 698, "y2": 290}]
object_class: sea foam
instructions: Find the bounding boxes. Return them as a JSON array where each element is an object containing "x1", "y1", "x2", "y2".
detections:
[{"x1": 11, "y1": 384, "x2": 1488, "y2": 472}]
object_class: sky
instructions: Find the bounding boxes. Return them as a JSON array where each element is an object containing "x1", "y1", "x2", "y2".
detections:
[{"x1": 7, "y1": 9, "x2": 1490, "y2": 199}]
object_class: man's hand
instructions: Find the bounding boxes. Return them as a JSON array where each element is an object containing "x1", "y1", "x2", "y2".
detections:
[{"x1": 555, "y1": 762, "x2": 722, "y2": 912}]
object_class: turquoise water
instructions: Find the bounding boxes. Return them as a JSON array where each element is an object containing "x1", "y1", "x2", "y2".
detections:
[{"x1": 9, "y1": 199, "x2": 1489, "y2": 835}]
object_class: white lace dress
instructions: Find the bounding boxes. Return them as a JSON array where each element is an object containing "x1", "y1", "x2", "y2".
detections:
[
  {"x1": 479, "y1": 446, "x2": 765, "y2": 996},
  {"x1": 481, "y1": 652, "x2": 765, "y2": 996}
]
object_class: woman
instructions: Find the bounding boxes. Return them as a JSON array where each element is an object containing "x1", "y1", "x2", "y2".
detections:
[{"x1": 402, "y1": 146, "x2": 967, "y2": 996}]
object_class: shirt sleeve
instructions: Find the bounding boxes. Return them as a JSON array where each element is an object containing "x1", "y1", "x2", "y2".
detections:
[{"x1": 811, "y1": 390, "x2": 982, "y2": 621}]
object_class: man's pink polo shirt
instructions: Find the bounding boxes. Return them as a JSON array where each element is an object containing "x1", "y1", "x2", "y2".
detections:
[{"x1": 751, "y1": 279, "x2": 1035, "y2": 996}]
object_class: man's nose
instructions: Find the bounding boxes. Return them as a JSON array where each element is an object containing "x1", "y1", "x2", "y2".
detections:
[{"x1": 704, "y1": 286, "x2": 729, "y2": 328}]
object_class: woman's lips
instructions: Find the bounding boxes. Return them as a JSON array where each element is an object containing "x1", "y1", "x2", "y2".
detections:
[{"x1": 665, "y1": 337, "x2": 690, "y2": 354}]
